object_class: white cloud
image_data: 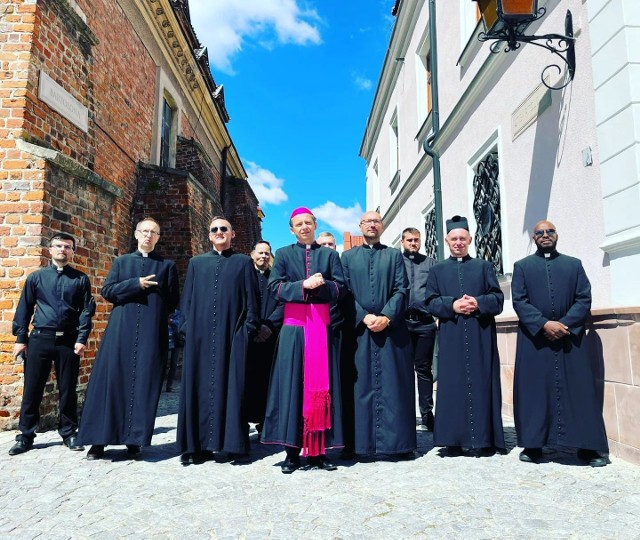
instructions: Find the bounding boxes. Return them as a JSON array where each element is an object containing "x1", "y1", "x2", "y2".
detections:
[
  {"x1": 246, "y1": 161, "x2": 288, "y2": 205},
  {"x1": 188, "y1": 0, "x2": 322, "y2": 73},
  {"x1": 311, "y1": 201, "x2": 363, "y2": 235},
  {"x1": 354, "y1": 76, "x2": 373, "y2": 91}
]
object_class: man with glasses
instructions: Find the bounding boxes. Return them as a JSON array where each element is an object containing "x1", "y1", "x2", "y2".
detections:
[
  {"x1": 177, "y1": 216, "x2": 259, "y2": 466},
  {"x1": 10, "y1": 233, "x2": 95, "y2": 456},
  {"x1": 512, "y1": 220, "x2": 608, "y2": 467},
  {"x1": 425, "y1": 215, "x2": 505, "y2": 457},
  {"x1": 340, "y1": 211, "x2": 416, "y2": 460},
  {"x1": 245, "y1": 240, "x2": 282, "y2": 437},
  {"x1": 78, "y1": 217, "x2": 179, "y2": 460},
  {"x1": 401, "y1": 227, "x2": 437, "y2": 432}
]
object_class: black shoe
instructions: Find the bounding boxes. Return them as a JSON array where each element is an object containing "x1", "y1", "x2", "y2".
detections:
[
  {"x1": 230, "y1": 452, "x2": 251, "y2": 465},
  {"x1": 468, "y1": 446, "x2": 496, "y2": 458},
  {"x1": 126, "y1": 445, "x2": 142, "y2": 460},
  {"x1": 519, "y1": 448, "x2": 542, "y2": 464},
  {"x1": 180, "y1": 453, "x2": 193, "y2": 466},
  {"x1": 339, "y1": 447, "x2": 356, "y2": 460},
  {"x1": 307, "y1": 455, "x2": 338, "y2": 471},
  {"x1": 577, "y1": 449, "x2": 608, "y2": 468},
  {"x1": 8, "y1": 437, "x2": 32, "y2": 456},
  {"x1": 86, "y1": 445, "x2": 104, "y2": 460},
  {"x1": 446, "y1": 445, "x2": 463, "y2": 457},
  {"x1": 62, "y1": 435, "x2": 84, "y2": 451},
  {"x1": 397, "y1": 450, "x2": 418, "y2": 461},
  {"x1": 281, "y1": 456, "x2": 301, "y2": 474}
]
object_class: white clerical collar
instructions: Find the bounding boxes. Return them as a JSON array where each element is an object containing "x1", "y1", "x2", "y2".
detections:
[
  {"x1": 544, "y1": 253, "x2": 551, "y2": 258},
  {"x1": 457, "y1": 257, "x2": 463, "y2": 262},
  {"x1": 139, "y1": 250, "x2": 149, "y2": 258}
]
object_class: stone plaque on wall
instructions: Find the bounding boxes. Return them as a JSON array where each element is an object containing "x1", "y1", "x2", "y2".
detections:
[
  {"x1": 38, "y1": 70, "x2": 89, "y2": 133},
  {"x1": 511, "y1": 80, "x2": 552, "y2": 141}
]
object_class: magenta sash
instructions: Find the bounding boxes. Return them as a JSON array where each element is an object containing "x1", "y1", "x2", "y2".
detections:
[{"x1": 284, "y1": 302, "x2": 331, "y2": 456}]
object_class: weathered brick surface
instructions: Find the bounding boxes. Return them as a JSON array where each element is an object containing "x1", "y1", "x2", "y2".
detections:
[{"x1": 0, "y1": 0, "x2": 262, "y2": 430}]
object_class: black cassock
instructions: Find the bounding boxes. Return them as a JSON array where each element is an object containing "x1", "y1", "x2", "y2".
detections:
[
  {"x1": 245, "y1": 268, "x2": 283, "y2": 426},
  {"x1": 177, "y1": 250, "x2": 259, "y2": 455},
  {"x1": 340, "y1": 243, "x2": 416, "y2": 455},
  {"x1": 261, "y1": 243, "x2": 345, "y2": 450},
  {"x1": 512, "y1": 250, "x2": 608, "y2": 453},
  {"x1": 78, "y1": 251, "x2": 179, "y2": 446},
  {"x1": 425, "y1": 255, "x2": 505, "y2": 450}
]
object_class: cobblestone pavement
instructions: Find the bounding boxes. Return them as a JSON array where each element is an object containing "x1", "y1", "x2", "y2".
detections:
[{"x1": 1, "y1": 388, "x2": 639, "y2": 540}]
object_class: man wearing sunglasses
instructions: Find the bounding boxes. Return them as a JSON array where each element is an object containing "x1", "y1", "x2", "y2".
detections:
[
  {"x1": 9, "y1": 233, "x2": 95, "y2": 456},
  {"x1": 177, "y1": 216, "x2": 259, "y2": 466},
  {"x1": 78, "y1": 217, "x2": 179, "y2": 460},
  {"x1": 512, "y1": 220, "x2": 608, "y2": 467}
]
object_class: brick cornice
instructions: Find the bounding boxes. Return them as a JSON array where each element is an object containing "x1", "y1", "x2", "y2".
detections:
[{"x1": 138, "y1": 0, "x2": 246, "y2": 180}]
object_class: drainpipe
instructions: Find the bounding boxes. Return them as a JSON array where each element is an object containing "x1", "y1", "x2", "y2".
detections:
[{"x1": 422, "y1": 0, "x2": 444, "y2": 261}]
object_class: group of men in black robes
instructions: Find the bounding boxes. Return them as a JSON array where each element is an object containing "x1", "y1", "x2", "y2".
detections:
[{"x1": 9, "y1": 211, "x2": 609, "y2": 469}]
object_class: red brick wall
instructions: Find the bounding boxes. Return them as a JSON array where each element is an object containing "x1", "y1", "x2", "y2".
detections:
[{"x1": 0, "y1": 0, "x2": 262, "y2": 430}]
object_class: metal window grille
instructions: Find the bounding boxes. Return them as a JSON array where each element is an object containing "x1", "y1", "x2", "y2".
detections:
[
  {"x1": 423, "y1": 208, "x2": 438, "y2": 260},
  {"x1": 472, "y1": 151, "x2": 503, "y2": 275}
]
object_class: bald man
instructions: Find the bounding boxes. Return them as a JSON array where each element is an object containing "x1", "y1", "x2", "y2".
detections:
[
  {"x1": 512, "y1": 220, "x2": 608, "y2": 467},
  {"x1": 340, "y1": 211, "x2": 416, "y2": 460}
]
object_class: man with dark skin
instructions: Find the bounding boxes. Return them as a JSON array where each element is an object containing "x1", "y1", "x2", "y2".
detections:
[{"x1": 512, "y1": 220, "x2": 608, "y2": 467}]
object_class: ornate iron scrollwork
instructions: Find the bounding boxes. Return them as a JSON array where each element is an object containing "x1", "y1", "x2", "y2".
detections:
[
  {"x1": 423, "y1": 209, "x2": 438, "y2": 260},
  {"x1": 473, "y1": 152, "x2": 503, "y2": 275}
]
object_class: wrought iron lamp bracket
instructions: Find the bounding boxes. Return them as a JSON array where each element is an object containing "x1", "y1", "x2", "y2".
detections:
[{"x1": 478, "y1": 9, "x2": 576, "y2": 90}]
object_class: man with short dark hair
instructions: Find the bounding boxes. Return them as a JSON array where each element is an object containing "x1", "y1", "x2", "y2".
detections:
[
  {"x1": 512, "y1": 220, "x2": 608, "y2": 467},
  {"x1": 340, "y1": 211, "x2": 416, "y2": 460},
  {"x1": 245, "y1": 240, "x2": 282, "y2": 435},
  {"x1": 177, "y1": 216, "x2": 259, "y2": 465},
  {"x1": 10, "y1": 233, "x2": 95, "y2": 456},
  {"x1": 400, "y1": 227, "x2": 437, "y2": 432},
  {"x1": 262, "y1": 208, "x2": 345, "y2": 473},
  {"x1": 425, "y1": 215, "x2": 505, "y2": 457},
  {"x1": 78, "y1": 217, "x2": 179, "y2": 460}
]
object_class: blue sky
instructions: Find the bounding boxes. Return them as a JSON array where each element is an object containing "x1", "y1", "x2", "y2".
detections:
[{"x1": 188, "y1": 0, "x2": 395, "y2": 250}]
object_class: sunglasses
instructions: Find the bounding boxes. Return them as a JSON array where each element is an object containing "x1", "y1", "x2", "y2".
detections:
[
  {"x1": 210, "y1": 226, "x2": 229, "y2": 233},
  {"x1": 534, "y1": 228, "x2": 556, "y2": 237}
]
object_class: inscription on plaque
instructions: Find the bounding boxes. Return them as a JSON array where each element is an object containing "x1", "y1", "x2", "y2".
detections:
[
  {"x1": 38, "y1": 70, "x2": 89, "y2": 133},
  {"x1": 511, "y1": 80, "x2": 552, "y2": 141}
]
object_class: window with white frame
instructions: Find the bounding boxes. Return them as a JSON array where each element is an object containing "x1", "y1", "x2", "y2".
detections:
[
  {"x1": 389, "y1": 110, "x2": 400, "y2": 191},
  {"x1": 370, "y1": 158, "x2": 380, "y2": 212},
  {"x1": 416, "y1": 33, "x2": 433, "y2": 125},
  {"x1": 460, "y1": 0, "x2": 481, "y2": 52},
  {"x1": 159, "y1": 93, "x2": 178, "y2": 168}
]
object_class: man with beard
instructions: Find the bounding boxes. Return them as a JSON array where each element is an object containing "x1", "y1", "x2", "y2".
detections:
[
  {"x1": 78, "y1": 217, "x2": 179, "y2": 460},
  {"x1": 512, "y1": 220, "x2": 608, "y2": 467},
  {"x1": 177, "y1": 216, "x2": 259, "y2": 465},
  {"x1": 10, "y1": 233, "x2": 95, "y2": 456},
  {"x1": 340, "y1": 211, "x2": 416, "y2": 460},
  {"x1": 262, "y1": 208, "x2": 345, "y2": 473},
  {"x1": 400, "y1": 227, "x2": 437, "y2": 432},
  {"x1": 425, "y1": 215, "x2": 505, "y2": 457},
  {"x1": 245, "y1": 240, "x2": 282, "y2": 436}
]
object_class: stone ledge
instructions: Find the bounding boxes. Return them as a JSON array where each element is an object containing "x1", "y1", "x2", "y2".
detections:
[{"x1": 16, "y1": 139, "x2": 123, "y2": 198}]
